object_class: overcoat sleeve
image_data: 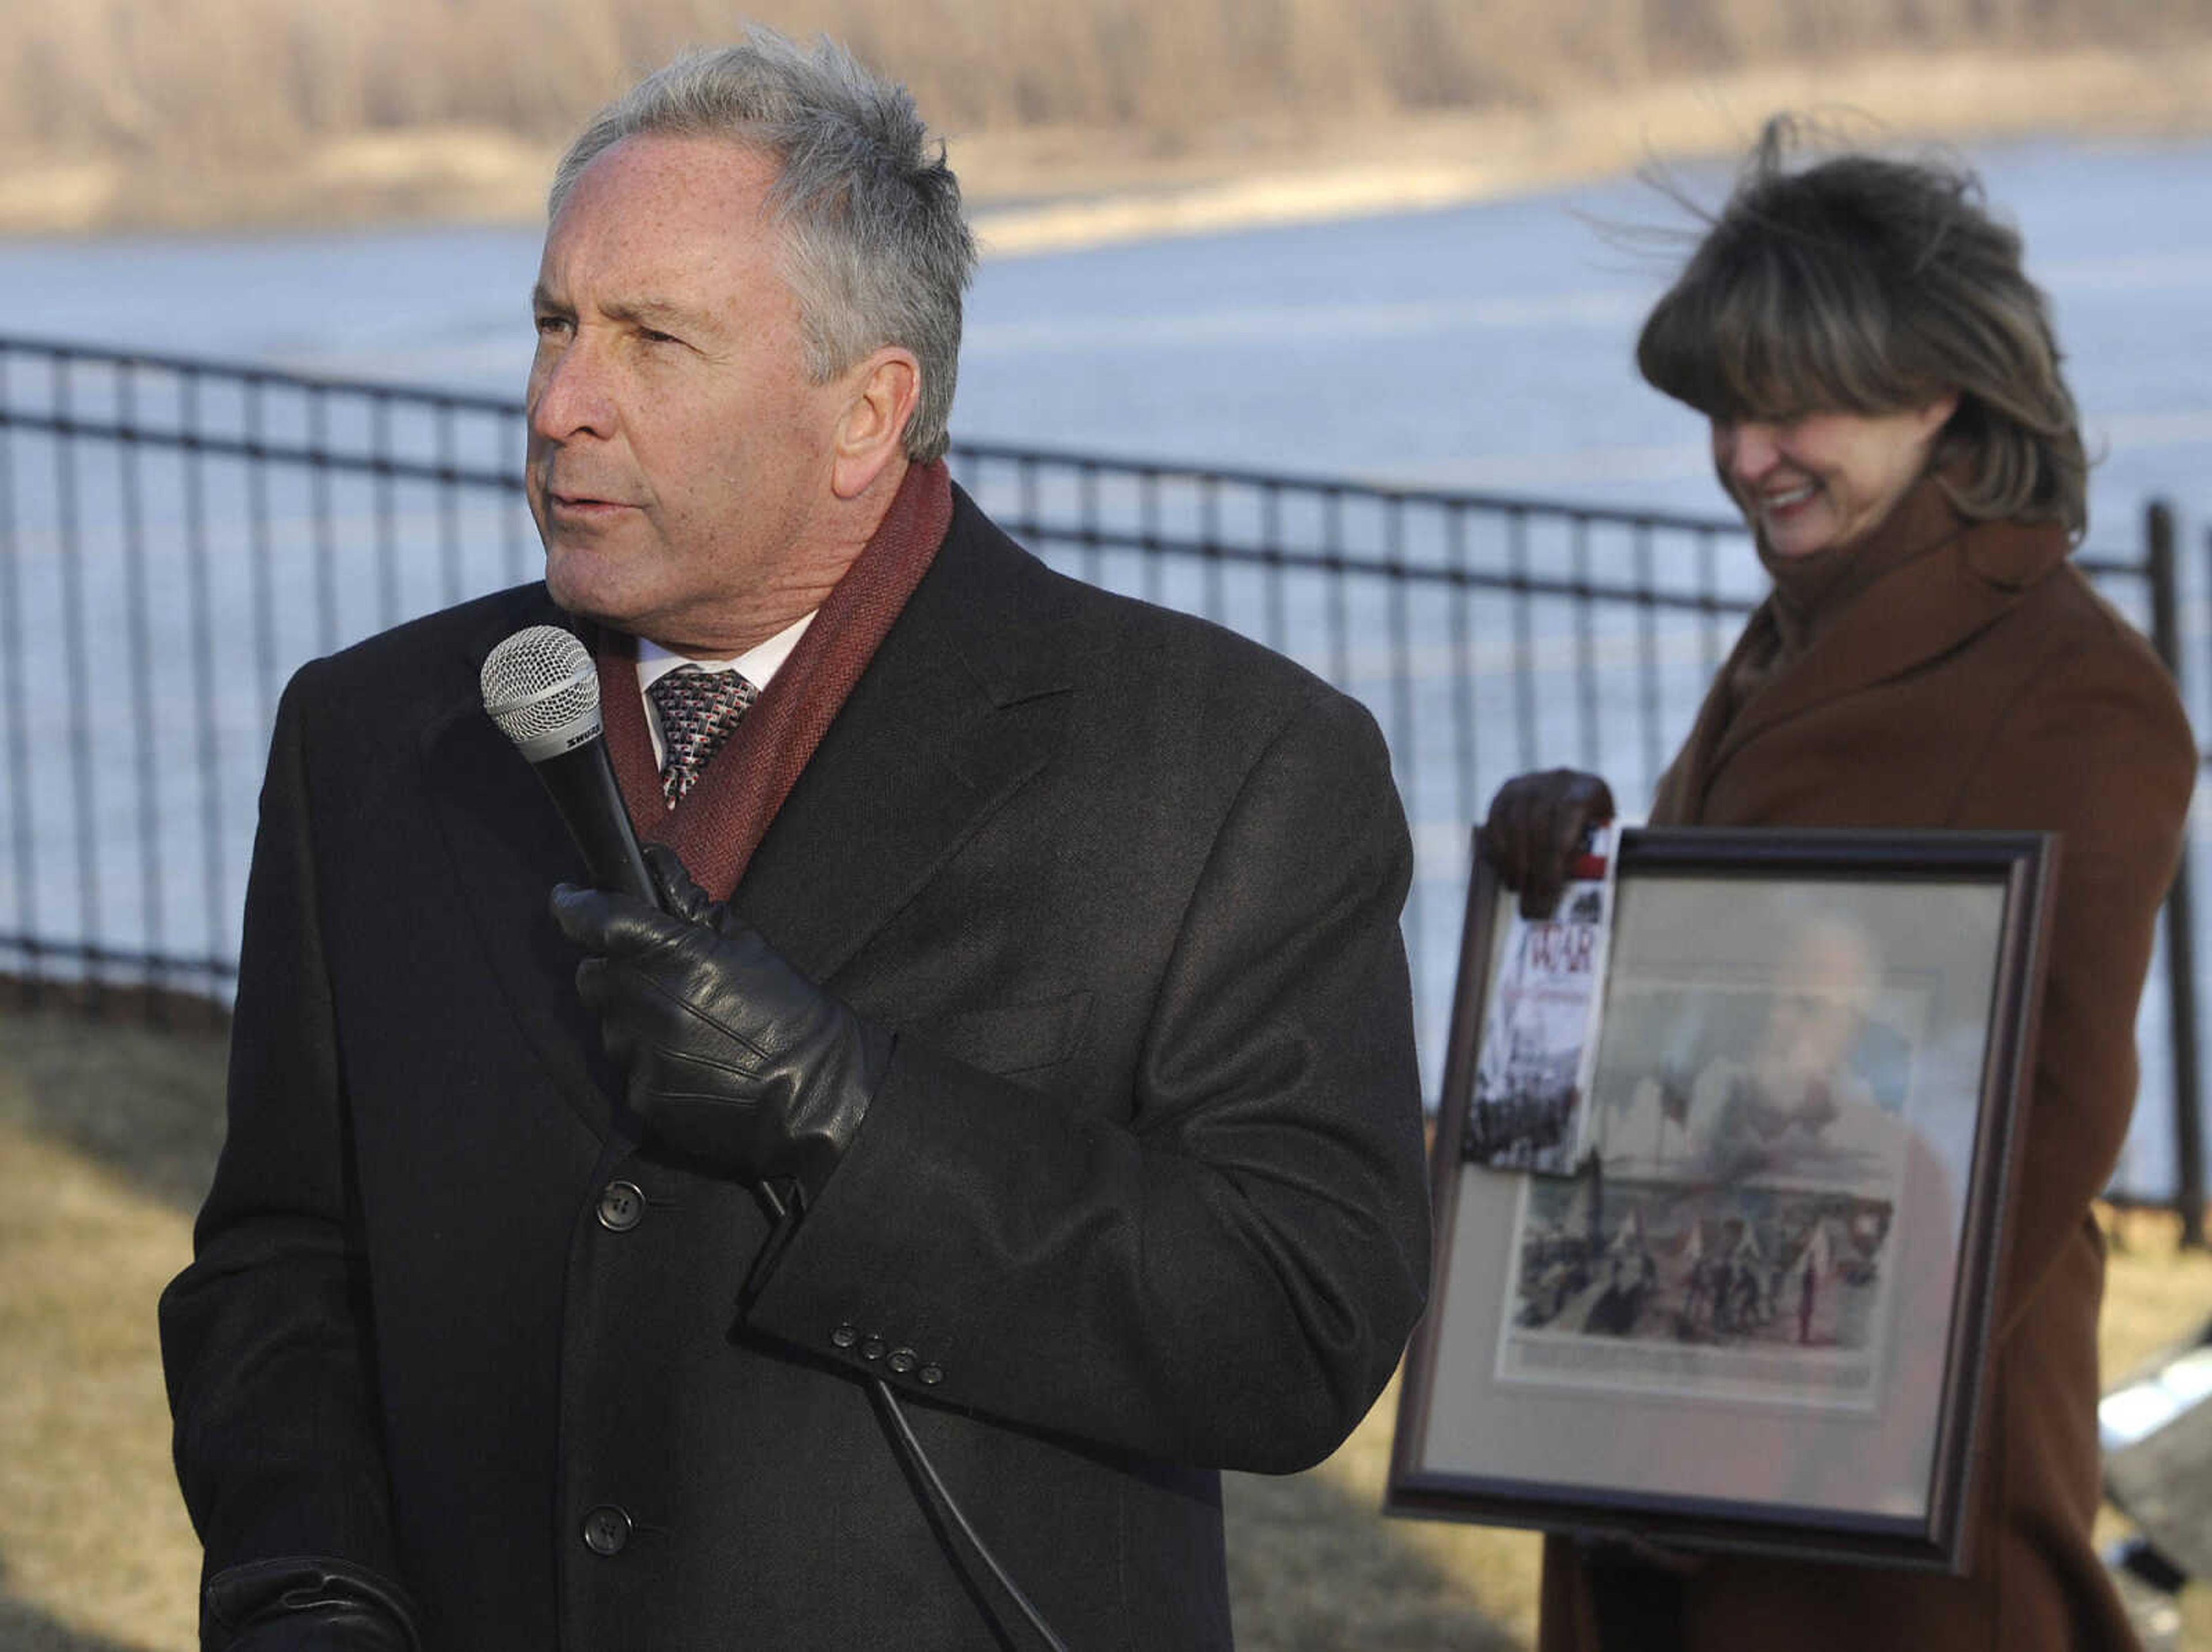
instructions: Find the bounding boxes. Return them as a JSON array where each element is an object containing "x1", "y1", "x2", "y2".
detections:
[
  {"x1": 741, "y1": 685, "x2": 1434, "y2": 1472},
  {"x1": 157, "y1": 664, "x2": 419, "y2": 1638},
  {"x1": 1948, "y1": 623, "x2": 2196, "y2": 1333}
]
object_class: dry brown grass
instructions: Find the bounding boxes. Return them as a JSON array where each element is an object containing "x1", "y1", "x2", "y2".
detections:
[
  {"x1": 2093, "y1": 1206, "x2": 2212, "y2": 1650},
  {"x1": 1, "y1": 999, "x2": 2207, "y2": 1649},
  {"x1": 0, "y1": 1005, "x2": 224, "y2": 1651},
  {"x1": 18, "y1": 0, "x2": 2212, "y2": 154},
  {"x1": 6, "y1": 2, "x2": 2212, "y2": 232}
]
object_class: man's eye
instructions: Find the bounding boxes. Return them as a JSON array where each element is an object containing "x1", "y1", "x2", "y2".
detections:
[
  {"x1": 639, "y1": 328, "x2": 681, "y2": 346},
  {"x1": 535, "y1": 315, "x2": 571, "y2": 338}
]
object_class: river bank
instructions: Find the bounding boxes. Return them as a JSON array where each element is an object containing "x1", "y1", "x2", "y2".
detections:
[{"x1": 5, "y1": 44, "x2": 2210, "y2": 248}]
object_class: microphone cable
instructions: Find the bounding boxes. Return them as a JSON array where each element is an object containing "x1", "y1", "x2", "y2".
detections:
[{"x1": 756, "y1": 1181, "x2": 1074, "y2": 1652}]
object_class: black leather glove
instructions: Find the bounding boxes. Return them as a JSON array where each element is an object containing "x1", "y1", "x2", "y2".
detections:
[
  {"x1": 202, "y1": 1557, "x2": 421, "y2": 1651},
  {"x1": 550, "y1": 844, "x2": 889, "y2": 1204},
  {"x1": 1478, "y1": 768, "x2": 1615, "y2": 919}
]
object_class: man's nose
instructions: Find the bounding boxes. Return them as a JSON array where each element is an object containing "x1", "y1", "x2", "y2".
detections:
[{"x1": 528, "y1": 336, "x2": 615, "y2": 443}]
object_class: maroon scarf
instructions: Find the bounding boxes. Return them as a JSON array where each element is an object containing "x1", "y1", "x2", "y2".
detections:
[{"x1": 589, "y1": 459, "x2": 953, "y2": 899}]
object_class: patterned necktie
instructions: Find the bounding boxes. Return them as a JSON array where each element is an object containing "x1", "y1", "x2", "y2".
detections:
[{"x1": 646, "y1": 665, "x2": 759, "y2": 807}]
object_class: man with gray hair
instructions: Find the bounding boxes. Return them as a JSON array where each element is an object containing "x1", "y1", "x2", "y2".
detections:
[{"x1": 161, "y1": 28, "x2": 1429, "y2": 1650}]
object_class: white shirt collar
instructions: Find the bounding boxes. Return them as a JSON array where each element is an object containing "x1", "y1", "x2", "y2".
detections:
[{"x1": 635, "y1": 610, "x2": 816, "y2": 692}]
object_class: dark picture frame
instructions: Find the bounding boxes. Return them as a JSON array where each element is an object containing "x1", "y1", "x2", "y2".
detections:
[{"x1": 1387, "y1": 827, "x2": 2057, "y2": 1573}]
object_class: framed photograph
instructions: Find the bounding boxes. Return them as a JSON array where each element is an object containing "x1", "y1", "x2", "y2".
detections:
[{"x1": 1387, "y1": 827, "x2": 2056, "y2": 1573}]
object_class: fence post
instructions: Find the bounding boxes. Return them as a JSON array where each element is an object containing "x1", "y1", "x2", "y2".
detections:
[{"x1": 2146, "y1": 501, "x2": 2206, "y2": 1248}]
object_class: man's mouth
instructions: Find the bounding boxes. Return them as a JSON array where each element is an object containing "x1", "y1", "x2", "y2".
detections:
[
  {"x1": 1760, "y1": 480, "x2": 1820, "y2": 514},
  {"x1": 548, "y1": 490, "x2": 637, "y2": 516}
]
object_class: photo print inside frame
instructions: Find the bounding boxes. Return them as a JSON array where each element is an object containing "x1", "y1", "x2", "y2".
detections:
[{"x1": 1497, "y1": 907, "x2": 1934, "y2": 1415}]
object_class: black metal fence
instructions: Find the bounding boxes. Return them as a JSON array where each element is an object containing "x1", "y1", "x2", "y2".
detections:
[{"x1": 0, "y1": 331, "x2": 2203, "y2": 1230}]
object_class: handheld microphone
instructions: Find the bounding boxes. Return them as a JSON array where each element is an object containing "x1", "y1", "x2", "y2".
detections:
[{"x1": 480, "y1": 624, "x2": 660, "y2": 907}]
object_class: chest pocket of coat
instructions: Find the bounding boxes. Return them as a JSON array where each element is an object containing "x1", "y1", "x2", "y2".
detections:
[{"x1": 914, "y1": 991, "x2": 1092, "y2": 1077}]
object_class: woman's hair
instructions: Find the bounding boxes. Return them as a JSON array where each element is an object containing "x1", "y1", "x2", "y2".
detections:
[{"x1": 1637, "y1": 116, "x2": 2086, "y2": 536}]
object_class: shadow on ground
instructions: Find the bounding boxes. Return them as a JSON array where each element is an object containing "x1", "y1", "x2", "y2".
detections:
[
  {"x1": 0, "y1": 998, "x2": 229, "y2": 1212},
  {"x1": 0, "y1": 1555, "x2": 164, "y2": 1652},
  {"x1": 0, "y1": 1596, "x2": 150, "y2": 1652},
  {"x1": 1226, "y1": 1455, "x2": 1529, "y2": 1650}
]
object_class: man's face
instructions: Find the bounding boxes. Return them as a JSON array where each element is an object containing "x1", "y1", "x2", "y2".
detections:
[{"x1": 527, "y1": 133, "x2": 846, "y2": 654}]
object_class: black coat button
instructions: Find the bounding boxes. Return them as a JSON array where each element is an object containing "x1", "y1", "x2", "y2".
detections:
[
  {"x1": 596, "y1": 1181, "x2": 645, "y2": 1232},
  {"x1": 582, "y1": 1505, "x2": 632, "y2": 1556},
  {"x1": 860, "y1": 1335, "x2": 885, "y2": 1361},
  {"x1": 919, "y1": 1365, "x2": 945, "y2": 1386},
  {"x1": 831, "y1": 1324, "x2": 858, "y2": 1350},
  {"x1": 887, "y1": 1347, "x2": 918, "y2": 1375}
]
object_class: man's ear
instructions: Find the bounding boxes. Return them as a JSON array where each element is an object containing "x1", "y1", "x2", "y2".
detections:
[{"x1": 831, "y1": 348, "x2": 922, "y2": 499}]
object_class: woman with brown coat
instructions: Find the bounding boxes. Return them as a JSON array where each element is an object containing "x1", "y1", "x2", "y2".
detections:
[{"x1": 1484, "y1": 120, "x2": 2198, "y2": 1651}]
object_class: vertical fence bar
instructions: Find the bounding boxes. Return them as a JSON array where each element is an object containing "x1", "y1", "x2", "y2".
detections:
[
  {"x1": 120, "y1": 363, "x2": 166, "y2": 999},
  {"x1": 1078, "y1": 463, "x2": 1101, "y2": 588},
  {"x1": 1571, "y1": 514, "x2": 1597, "y2": 771},
  {"x1": 1260, "y1": 484, "x2": 1285, "y2": 654},
  {"x1": 1200, "y1": 476, "x2": 1224, "y2": 626},
  {"x1": 55, "y1": 355, "x2": 100, "y2": 1005},
  {"x1": 1017, "y1": 454, "x2": 1040, "y2": 592},
  {"x1": 183, "y1": 369, "x2": 225, "y2": 998},
  {"x1": 374, "y1": 391, "x2": 399, "y2": 632},
  {"x1": 438, "y1": 402, "x2": 464, "y2": 609},
  {"x1": 247, "y1": 379, "x2": 280, "y2": 737},
  {"x1": 1696, "y1": 524, "x2": 1724, "y2": 677},
  {"x1": 503, "y1": 473, "x2": 530, "y2": 588},
  {"x1": 1509, "y1": 509, "x2": 1535, "y2": 772},
  {"x1": 1139, "y1": 468, "x2": 1162, "y2": 607},
  {"x1": 2146, "y1": 500, "x2": 2206, "y2": 1246},
  {"x1": 1448, "y1": 504, "x2": 1476, "y2": 833},
  {"x1": 0, "y1": 348, "x2": 29, "y2": 1004},
  {"x1": 1324, "y1": 487, "x2": 1350, "y2": 691},
  {"x1": 1635, "y1": 522, "x2": 1662, "y2": 788},
  {"x1": 1385, "y1": 497, "x2": 1421, "y2": 1004},
  {"x1": 310, "y1": 390, "x2": 338, "y2": 654}
]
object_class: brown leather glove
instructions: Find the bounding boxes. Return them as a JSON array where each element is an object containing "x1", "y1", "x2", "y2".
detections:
[{"x1": 1478, "y1": 768, "x2": 1615, "y2": 919}]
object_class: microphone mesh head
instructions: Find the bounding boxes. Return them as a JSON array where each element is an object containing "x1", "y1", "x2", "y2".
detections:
[{"x1": 480, "y1": 624, "x2": 603, "y2": 761}]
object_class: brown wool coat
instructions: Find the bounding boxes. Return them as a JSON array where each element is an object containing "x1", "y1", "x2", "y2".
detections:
[{"x1": 1540, "y1": 486, "x2": 2197, "y2": 1652}]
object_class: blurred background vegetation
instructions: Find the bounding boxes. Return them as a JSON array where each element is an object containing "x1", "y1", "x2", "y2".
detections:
[{"x1": 6, "y1": 0, "x2": 2212, "y2": 230}]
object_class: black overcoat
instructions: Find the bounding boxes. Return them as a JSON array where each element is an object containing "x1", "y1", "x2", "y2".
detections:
[{"x1": 160, "y1": 488, "x2": 1433, "y2": 1650}]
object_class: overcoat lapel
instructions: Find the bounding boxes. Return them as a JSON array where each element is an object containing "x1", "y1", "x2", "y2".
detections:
[
  {"x1": 1682, "y1": 515, "x2": 2070, "y2": 817},
  {"x1": 736, "y1": 498, "x2": 1080, "y2": 985}
]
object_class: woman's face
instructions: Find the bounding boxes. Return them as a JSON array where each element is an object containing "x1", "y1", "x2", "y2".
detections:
[{"x1": 1710, "y1": 395, "x2": 1957, "y2": 558}]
